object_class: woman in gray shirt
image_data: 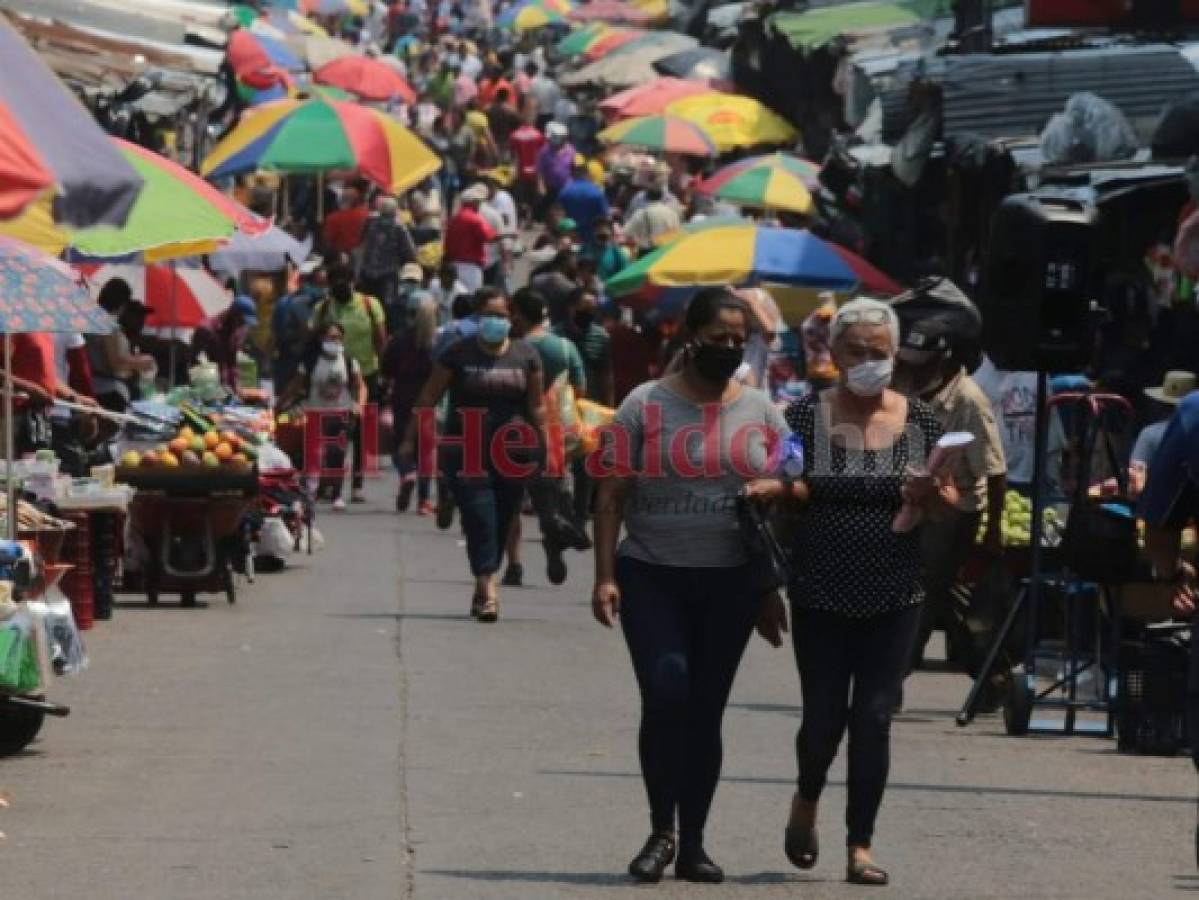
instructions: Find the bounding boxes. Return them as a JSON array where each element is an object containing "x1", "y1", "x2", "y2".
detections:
[{"x1": 592, "y1": 288, "x2": 787, "y2": 884}]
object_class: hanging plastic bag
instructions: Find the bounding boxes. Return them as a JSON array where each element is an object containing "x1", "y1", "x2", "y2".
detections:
[
  {"x1": 1039, "y1": 92, "x2": 1138, "y2": 165},
  {"x1": 257, "y1": 517, "x2": 295, "y2": 563},
  {"x1": 0, "y1": 621, "x2": 41, "y2": 694},
  {"x1": 26, "y1": 586, "x2": 87, "y2": 676}
]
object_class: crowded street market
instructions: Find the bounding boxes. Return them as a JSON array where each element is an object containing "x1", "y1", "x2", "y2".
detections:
[{"x1": 3, "y1": 0, "x2": 1199, "y2": 896}]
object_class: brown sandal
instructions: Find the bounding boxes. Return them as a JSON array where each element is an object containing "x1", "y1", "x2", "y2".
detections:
[
  {"x1": 476, "y1": 594, "x2": 498, "y2": 623},
  {"x1": 847, "y1": 859, "x2": 889, "y2": 886}
]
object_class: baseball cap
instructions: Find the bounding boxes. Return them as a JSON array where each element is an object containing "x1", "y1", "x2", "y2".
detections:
[
  {"x1": 900, "y1": 314, "x2": 955, "y2": 356},
  {"x1": 400, "y1": 262, "x2": 424, "y2": 281},
  {"x1": 231, "y1": 294, "x2": 259, "y2": 327}
]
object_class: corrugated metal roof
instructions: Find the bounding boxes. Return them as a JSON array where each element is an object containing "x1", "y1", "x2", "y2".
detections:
[{"x1": 882, "y1": 44, "x2": 1199, "y2": 142}]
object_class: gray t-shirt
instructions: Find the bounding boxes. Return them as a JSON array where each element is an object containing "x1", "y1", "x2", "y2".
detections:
[{"x1": 607, "y1": 380, "x2": 788, "y2": 568}]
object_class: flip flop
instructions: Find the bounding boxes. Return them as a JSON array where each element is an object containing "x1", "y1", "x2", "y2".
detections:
[
  {"x1": 847, "y1": 859, "x2": 889, "y2": 886},
  {"x1": 784, "y1": 823, "x2": 818, "y2": 870}
]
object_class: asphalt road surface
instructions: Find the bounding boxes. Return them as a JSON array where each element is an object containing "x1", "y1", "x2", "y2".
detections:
[{"x1": 3, "y1": 481, "x2": 1197, "y2": 899}]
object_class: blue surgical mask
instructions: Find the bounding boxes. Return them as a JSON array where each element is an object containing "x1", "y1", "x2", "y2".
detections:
[{"x1": 479, "y1": 315, "x2": 511, "y2": 344}]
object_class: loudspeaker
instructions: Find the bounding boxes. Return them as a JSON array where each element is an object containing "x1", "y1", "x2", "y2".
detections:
[{"x1": 980, "y1": 192, "x2": 1099, "y2": 373}]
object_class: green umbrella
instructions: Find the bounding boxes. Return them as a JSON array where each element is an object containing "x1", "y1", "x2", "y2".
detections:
[
  {"x1": 555, "y1": 23, "x2": 608, "y2": 56},
  {"x1": 232, "y1": 4, "x2": 260, "y2": 28}
]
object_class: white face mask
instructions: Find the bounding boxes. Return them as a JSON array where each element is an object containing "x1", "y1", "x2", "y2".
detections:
[
  {"x1": 845, "y1": 358, "x2": 893, "y2": 397},
  {"x1": 322, "y1": 340, "x2": 343, "y2": 357}
]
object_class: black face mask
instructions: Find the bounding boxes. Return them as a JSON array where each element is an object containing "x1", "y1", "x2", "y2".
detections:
[
  {"x1": 573, "y1": 308, "x2": 595, "y2": 329},
  {"x1": 691, "y1": 342, "x2": 743, "y2": 383},
  {"x1": 331, "y1": 283, "x2": 352, "y2": 303}
]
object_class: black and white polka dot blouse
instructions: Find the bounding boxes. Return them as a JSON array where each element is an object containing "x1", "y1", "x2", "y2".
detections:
[{"x1": 784, "y1": 392, "x2": 943, "y2": 619}]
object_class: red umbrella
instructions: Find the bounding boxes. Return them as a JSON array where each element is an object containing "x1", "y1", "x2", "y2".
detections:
[
  {"x1": 315, "y1": 56, "x2": 417, "y2": 103},
  {"x1": 77, "y1": 263, "x2": 230, "y2": 331},
  {"x1": 828, "y1": 244, "x2": 902, "y2": 296},
  {"x1": 599, "y1": 77, "x2": 716, "y2": 121}
]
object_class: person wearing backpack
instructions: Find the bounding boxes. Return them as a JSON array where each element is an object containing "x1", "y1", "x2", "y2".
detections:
[{"x1": 312, "y1": 258, "x2": 387, "y2": 503}]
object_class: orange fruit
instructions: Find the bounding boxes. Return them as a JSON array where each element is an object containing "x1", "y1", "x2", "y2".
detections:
[
  {"x1": 215, "y1": 442, "x2": 234, "y2": 461},
  {"x1": 204, "y1": 431, "x2": 220, "y2": 449},
  {"x1": 168, "y1": 436, "x2": 188, "y2": 455},
  {"x1": 160, "y1": 451, "x2": 179, "y2": 468}
]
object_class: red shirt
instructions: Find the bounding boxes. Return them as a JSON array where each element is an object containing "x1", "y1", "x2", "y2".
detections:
[
  {"x1": 10, "y1": 333, "x2": 57, "y2": 404},
  {"x1": 321, "y1": 205, "x2": 370, "y2": 255},
  {"x1": 444, "y1": 207, "x2": 496, "y2": 267},
  {"x1": 478, "y1": 77, "x2": 515, "y2": 108},
  {"x1": 509, "y1": 125, "x2": 545, "y2": 180}
]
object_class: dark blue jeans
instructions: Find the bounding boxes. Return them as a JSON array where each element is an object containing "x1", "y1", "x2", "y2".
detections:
[
  {"x1": 445, "y1": 451, "x2": 527, "y2": 577},
  {"x1": 791, "y1": 603, "x2": 922, "y2": 848},
  {"x1": 616, "y1": 556, "x2": 761, "y2": 847}
]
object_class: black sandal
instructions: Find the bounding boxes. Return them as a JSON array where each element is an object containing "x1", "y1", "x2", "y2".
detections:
[
  {"x1": 847, "y1": 858, "x2": 889, "y2": 886},
  {"x1": 784, "y1": 823, "x2": 818, "y2": 870}
]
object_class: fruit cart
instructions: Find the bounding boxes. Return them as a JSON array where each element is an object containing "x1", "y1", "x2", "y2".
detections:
[{"x1": 118, "y1": 466, "x2": 257, "y2": 607}]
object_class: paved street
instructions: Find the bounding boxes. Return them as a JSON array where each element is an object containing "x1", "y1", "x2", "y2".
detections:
[{"x1": 3, "y1": 483, "x2": 1198, "y2": 899}]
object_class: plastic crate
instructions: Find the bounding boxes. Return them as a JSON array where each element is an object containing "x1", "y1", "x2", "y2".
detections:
[{"x1": 1117, "y1": 631, "x2": 1190, "y2": 756}]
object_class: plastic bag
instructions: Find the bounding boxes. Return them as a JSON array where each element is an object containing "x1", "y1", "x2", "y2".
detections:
[
  {"x1": 26, "y1": 587, "x2": 86, "y2": 676},
  {"x1": 257, "y1": 517, "x2": 295, "y2": 562},
  {"x1": 255, "y1": 444, "x2": 295, "y2": 473},
  {"x1": 0, "y1": 621, "x2": 41, "y2": 694},
  {"x1": 575, "y1": 399, "x2": 615, "y2": 459},
  {"x1": 1039, "y1": 92, "x2": 1138, "y2": 164}
]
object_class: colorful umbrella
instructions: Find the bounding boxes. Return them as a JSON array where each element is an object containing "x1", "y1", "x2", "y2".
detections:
[
  {"x1": 201, "y1": 98, "x2": 441, "y2": 194},
  {"x1": 599, "y1": 114, "x2": 716, "y2": 156},
  {"x1": 555, "y1": 23, "x2": 609, "y2": 56},
  {"x1": 228, "y1": 28, "x2": 305, "y2": 75},
  {"x1": 665, "y1": 93, "x2": 798, "y2": 152},
  {"x1": 266, "y1": 7, "x2": 328, "y2": 36},
  {"x1": 695, "y1": 153, "x2": 820, "y2": 214},
  {"x1": 583, "y1": 28, "x2": 644, "y2": 60},
  {"x1": 289, "y1": 34, "x2": 357, "y2": 70},
  {"x1": 598, "y1": 77, "x2": 716, "y2": 121},
  {"x1": 827, "y1": 244, "x2": 902, "y2": 296},
  {"x1": 571, "y1": 0, "x2": 655, "y2": 23},
  {"x1": 653, "y1": 47, "x2": 731, "y2": 83},
  {"x1": 78, "y1": 263, "x2": 231, "y2": 331},
  {"x1": 301, "y1": 0, "x2": 369, "y2": 15},
  {"x1": 499, "y1": 1, "x2": 568, "y2": 31},
  {"x1": 0, "y1": 19, "x2": 143, "y2": 228},
  {"x1": 0, "y1": 237, "x2": 111, "y2": 334},
  {"x1": 315, "y1": 56, "x2": 417, "y2": 103},
  {"x1": 605, "y1": 226, "x2": 857, "y2": 298},
  {"x1": 0, "y1": 139, "x2": 268, "y2": 263},
  {"x1": 562, "y1": 33, "x2": 698, "y2": 88}
]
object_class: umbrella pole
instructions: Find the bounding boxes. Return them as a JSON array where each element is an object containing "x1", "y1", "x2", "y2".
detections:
[
  {"x1": 282, "y1": 175, "x2": 290, "y2": 223},
  {"x1": 317, "y1": 173, "x2": 324, "y2": 224},
  {"x1": 5, "y1": 332, "x2": 15, "y2": 541},
  {"x1": 168, "y1": 262, "x2": 178, "y2": 390}
]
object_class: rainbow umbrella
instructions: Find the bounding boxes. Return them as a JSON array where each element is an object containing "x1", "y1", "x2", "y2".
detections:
[
  {"x1": 0, "y1": 139, "x2": 267, "y2": 263},
  {"x1": 499, "y1": 1, "x2": 568, "y2": 31},
  {"x1": 228, "y1": 28, "x2": 305, "y2": 74},
  {"x1": 695, "y1": 153, "x2": 820, "y2": 214},
  {"x1": 315, "y1": 56, "x2": 416, "y2": 103},
  {"x1": 599, "y1": 77, "x2": 716, "y2": 121},
  {"x1": 584, "y1": 27, "x2": 645, "y2": 58},
  {"x1": 666, "y1": 93, "x2": 797, "y2": 152},
  {"x1": 301, "y1": 0, "x2": 369, "y2": 15},
  {"x1": 605, "y1": 225, "x2": 857, "y2": 298},
  {"x1": 0, "y1": 19, "x2": 142, "y2": 228},
  {"x1": 555, "y1": 23, "x2": 610, "y2": 56},
  {"x1": 599, "y1": 114, "x2": 716, "y2": 156},
  {"x1": 201, "y1": 98, "x2": 441, "y2": 194}
]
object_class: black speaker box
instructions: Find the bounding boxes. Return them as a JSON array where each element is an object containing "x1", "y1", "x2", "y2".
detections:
[{"x1": 980, "y1": 192, "x2": 1099, "y2": 373}]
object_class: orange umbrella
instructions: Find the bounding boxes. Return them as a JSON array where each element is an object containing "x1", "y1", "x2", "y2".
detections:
[
  {"x1": 314, "y1": 56, "x2": 417, "y2": 103},
  {"x1": 584, "y1": 28, "x2": 644, "y2": 59},
  {"x1": 598, "y1": 77, "x2": 716, "y2": 121}
]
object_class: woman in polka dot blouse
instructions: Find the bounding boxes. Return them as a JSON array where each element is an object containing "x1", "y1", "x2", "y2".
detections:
[{"x1": 744, "y1": 297, "x2": 959, "y2": 887}]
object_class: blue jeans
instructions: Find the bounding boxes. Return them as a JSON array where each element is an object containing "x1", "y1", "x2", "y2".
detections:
[
  {"x1": 445, "y1": 450, "x2": 527, "y2": 577},
  {"x1": 616, "y1": 556, "x2": 760, "y2": 846}
]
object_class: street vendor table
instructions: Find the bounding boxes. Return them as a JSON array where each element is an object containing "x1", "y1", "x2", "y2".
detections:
[{"x1": 116, "y1": 467, "x2": 257, "y2": 607}]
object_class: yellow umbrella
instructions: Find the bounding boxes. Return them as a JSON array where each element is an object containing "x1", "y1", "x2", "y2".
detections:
[{"x1": 665, "y1": 93, "x2": 797, "y2": 152}]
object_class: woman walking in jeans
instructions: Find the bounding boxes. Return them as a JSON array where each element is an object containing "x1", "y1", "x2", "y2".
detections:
[
  {"x1": 400, "y1": 290, "x2": 546, "y2": 622},
  {"x1": 591, "y1": 288, "x2": 787, "y2": 884},
  {"x1": 746, "y1": 298, "x2": 957, "y2": 886}
]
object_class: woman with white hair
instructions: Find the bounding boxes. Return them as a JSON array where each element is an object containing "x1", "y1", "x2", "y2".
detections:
[{"x1": 745, "y1": 297, "x2": 958, "y2": 887}]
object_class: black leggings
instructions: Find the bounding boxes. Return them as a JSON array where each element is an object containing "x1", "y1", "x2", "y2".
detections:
[
  {"x1": 791, "y1": 603, "x2": 921, "y2": 849},
  {"x1": 616, "y1": 556, "x2": 760, "y2": 847}
]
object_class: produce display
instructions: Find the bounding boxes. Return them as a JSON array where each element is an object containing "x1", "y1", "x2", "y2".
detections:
[
  {"x1": 117, "y1": 405, "x2": 257, "y2": 475},
  {"x1": 977, "y1": 490, "x2": 1063, "y2": 548}
]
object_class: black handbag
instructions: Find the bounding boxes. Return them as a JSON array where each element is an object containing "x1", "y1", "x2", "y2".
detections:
[
  {"x1": 736, "y1": 493, "x2": 793, "y2": 595},
  {"x1": 1061, "y1": 409, "x2": 1138, "y2": 584}
]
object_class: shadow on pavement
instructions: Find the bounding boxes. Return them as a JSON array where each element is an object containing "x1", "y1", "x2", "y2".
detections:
[
  {"x1": 540, "y1": 769, "x2": 1195, "y2": 805},
  {"x1": 423, "y1": 869, "x2": 627, "y2": 887}
]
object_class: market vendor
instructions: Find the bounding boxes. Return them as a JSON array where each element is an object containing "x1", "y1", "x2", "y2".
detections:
[
  {"x1": 190, "y1": 294, "x2": 258, "y2": 390},
  {"x1": 894, "y1": 314, "x2": 1007, "y2": 669},
  {"x1": 86, "y1": 278, "x2": 157, "y2": 413},
  {"x1": 0, "y1": 332, "x2": 98, "y2": 456}
]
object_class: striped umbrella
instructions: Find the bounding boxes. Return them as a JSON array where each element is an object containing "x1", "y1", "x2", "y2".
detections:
[
  {"x1": 695, "y1": 153, "x2": 821, "y2": 214},
  {"x1": 227, "y1": 28, "x2": 305, "y2": 74},
  {"x1": 201, "y1": 98, "x2": 441, "y2": 194},
  {"x1": 0, "y1": 19, "x2": 142, "y2": 228},
  {"x1": 315, "y1": 57, "x2": 417, "y2": 103},
  {"x1": 599, "y1": 77, "x2": 717, "y2": 121},
  {"x1": 555, "y1": 23, "x2": 609, "y2": 56},
  {"x1": 599, "y1": 114, "x2": 716, "y2": 156},
  {"x1": 583, "y1": 27, "x2": 644, "y2": 59},
  {"x1": 665, "y1": 93, "x2": 797, "y2": 152},
  {"x1": 0, "y1": 139, "x2": 266, "y2": 262},
  {"x1": 499, "y1": 0, "x2": 568, "y2": 30},
  {"x1": 301, "y1": 0, "x2": 369, "y2": 15},
  {"x1": 605, "y1": 225, "x2": 857, "y2": 298},
  {"x1": 77, "y1": 263, "x2": 231, "y2": 331}
]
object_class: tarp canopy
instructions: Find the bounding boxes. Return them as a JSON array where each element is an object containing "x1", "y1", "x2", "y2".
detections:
[{"x1": 768, "y1": 1, "x2": 933, "y2": 51}]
